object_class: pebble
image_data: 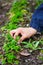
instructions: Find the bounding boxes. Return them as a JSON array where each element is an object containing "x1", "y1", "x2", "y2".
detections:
[
  {"x1": 26, "y1": 24, "x2": 29, "y2": 27},
  {"x1": 25, "y1": 59, "x2": 28, "y2": 62}
]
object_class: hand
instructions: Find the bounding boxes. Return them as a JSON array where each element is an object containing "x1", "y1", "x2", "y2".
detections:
[{"x1": 10, "y1": 27, "x2": 37, "y2": 43}]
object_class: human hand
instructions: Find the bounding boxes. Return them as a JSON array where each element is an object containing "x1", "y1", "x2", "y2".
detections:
[{"x1": 10, "y1": 27, "x2": 37, "y2": 43}]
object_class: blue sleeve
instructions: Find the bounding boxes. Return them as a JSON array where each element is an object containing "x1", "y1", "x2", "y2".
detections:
[{"x1": 30, "y1": 3, "x2": 43, "y2": 32}]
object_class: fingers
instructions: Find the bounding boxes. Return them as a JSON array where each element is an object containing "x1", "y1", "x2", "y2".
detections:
[
  {"x1": 10, "y1": 28, "x2": 22, "y2": 39},
  {"x1": 10, "y1": 30, "x2": 16, "y2": 37},
  {"x1": 13, "y1": 31, "x2": 20, "y2": 39},
  {"x1": 10, "y1": 29, "x2": 21, "y2": 39},
  {"x1": 18, "y1": 35, "x2": 26, "y2": 43}
]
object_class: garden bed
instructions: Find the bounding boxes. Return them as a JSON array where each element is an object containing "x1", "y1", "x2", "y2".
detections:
[{"x1": 0, "y1": 0, "x2": 43, "y2": 65}]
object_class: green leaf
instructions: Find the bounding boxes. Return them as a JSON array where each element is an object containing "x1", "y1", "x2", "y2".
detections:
[
  {"x1": 24, "y1": 42, "x2": 33, "y2": 49},
  {"x1": 2, "y1": 58, "x2": 6, "y2": 64},
  {"x1": 33, "y1": 41, "x2": 40, "y2": 49}
]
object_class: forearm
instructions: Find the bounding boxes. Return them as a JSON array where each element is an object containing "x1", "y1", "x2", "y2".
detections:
[{"x1": 29, "y1": 4, "x2": 43, "y2": 32}]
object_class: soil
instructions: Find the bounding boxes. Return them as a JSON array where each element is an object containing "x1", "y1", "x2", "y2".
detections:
[{"x1": 0, "y1": 0, "x2": 43, "y2": 65}]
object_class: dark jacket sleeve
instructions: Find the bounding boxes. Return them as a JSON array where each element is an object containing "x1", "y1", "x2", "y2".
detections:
[{"x1": 30, "y1": 3, "x2": 43, "y2": 32}]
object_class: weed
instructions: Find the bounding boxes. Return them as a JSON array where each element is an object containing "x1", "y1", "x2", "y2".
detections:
[{"x1": 22, "y1": 41, "x2": 40, "y2": 50}]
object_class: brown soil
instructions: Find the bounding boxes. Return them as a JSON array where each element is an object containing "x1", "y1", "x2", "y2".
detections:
[{"x1": 0, "y1": 0, "x2": 43, "y2": 65}]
